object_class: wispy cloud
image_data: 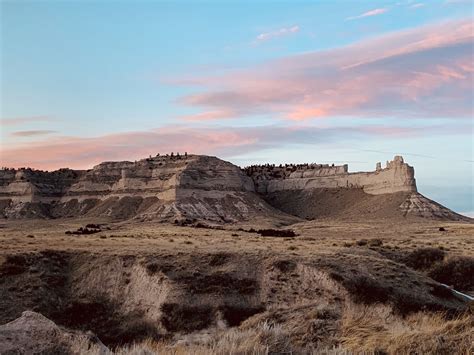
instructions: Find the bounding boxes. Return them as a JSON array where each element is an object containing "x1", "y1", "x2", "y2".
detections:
[
  {"x1": 1, "y1": 123, "x2": 470, "y2": 170},
  {"x1": 255, "y1": 25, "x2": 300, "y2": 43},
  {"x1": 11, "y1": 130, "x2": 57, "y2": 137},
  {"x1": 1, "y1": 116, "x2": 54, "y2": 126},
  {"x1": 176, "y1": 18, "x2": 473, "y2": 122},
  {"x1": 346, "y1": 8, "x2": 388, "y2": 21},
  {"x1": 410, "y1": 3, "x2": 425, "y2": 9}
]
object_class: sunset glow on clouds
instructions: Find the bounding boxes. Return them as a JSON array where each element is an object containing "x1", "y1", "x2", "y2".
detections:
[
  {"x1": 1, "y1": 1, "x2": 473, "y2": 212},
  {"x1": 177, "y1": 19, "x2": 473, "y2": 121},
  {"x1": 2, "y1": 123, "x2": 469, "y2": 171}
]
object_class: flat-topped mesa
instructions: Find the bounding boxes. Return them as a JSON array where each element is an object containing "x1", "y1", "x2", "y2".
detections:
[
  {"x1": 0, "y1": 154, "x2": 469, "y2": 222},
  {"x1": 0, "y1": 154, "x2": 253, "y2": 201},
  {"x1": 0, "y1": 154, "x2": 264, "y2": 221},
  {"x1": 245, "y1": 155, "x2": 417, "y2": 195}
]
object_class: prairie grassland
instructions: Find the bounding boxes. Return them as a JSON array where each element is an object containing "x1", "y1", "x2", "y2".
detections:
[
  {"x1": 113, "y1": 302, "x2": 473, "y2": 355},
  {"x1": 1, "y1": 218, "x2": 473, "y2": 354}
]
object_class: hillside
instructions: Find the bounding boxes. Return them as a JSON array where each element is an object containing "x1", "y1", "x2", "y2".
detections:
[{"x1": 263, "y1": 189, "x2": 470, "y2": 221}]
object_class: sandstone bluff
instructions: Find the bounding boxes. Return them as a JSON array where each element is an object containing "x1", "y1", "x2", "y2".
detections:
[{"x1": 0, "y1": 154, "x2": 469, "y2": 222}]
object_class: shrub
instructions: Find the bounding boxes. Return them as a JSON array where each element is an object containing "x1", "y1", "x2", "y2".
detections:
[
  {"x1": 0, "y1": 254, "x2": 28, "y2": 276},
  {"x1": 404, "y1": 247, "x2": 445, "y2": 270},
  {"x1": 257, "y1": 229, "x2": 296, "y2": 238},
  {"x1": 65, "y1": 226, "x2": 101, "y2": 235},
  {"x1": 160, "y1": 303, "x2": 213, "y2": 332},
  {"x1": 368, "y1": 239, "x2": 383, "y2": 247},
  {"x1": 428, "y1": 256, "x2": 474, "y2": 291},
  {"x1": 340, "y1": 274, "x2": 390, "y2": 304},
  {"x1": 273, "y1": 260, "x2": 297, "y2": 273}
]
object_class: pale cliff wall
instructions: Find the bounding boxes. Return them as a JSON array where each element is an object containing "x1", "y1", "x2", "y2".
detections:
[
  {"x1": 0, "y1": 154, "x2": 469, "y2": 222},
  {"x1": 0, "y1": 155, "x2": 269, "y2": 221},
  {"x1": 250, "y1": 156, "x2": 417, "y2": 195},
  {"x1": 0, "y1": 155, "x2": 255, "y2": 203},
  {"x1": 0, "y1": 155, "x2": 416, "y2": 205}
]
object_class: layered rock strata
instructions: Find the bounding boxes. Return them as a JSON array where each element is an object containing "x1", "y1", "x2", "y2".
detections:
[
  {"x1": 0, "y1": 155, "x2": 282, "y2": 221},
  {"x1": 245, "y1": 155, "x2": 417, "y2": 195},
  {"x1": 0, "y1": 154, "x2": 469, "y2": 221}
]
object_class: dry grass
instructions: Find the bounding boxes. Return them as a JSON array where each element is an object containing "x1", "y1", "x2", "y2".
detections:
[
  {"x1": 114, "y1": 322, "x2": 293, "y2": 355},
  {"x1": 341, "y1": 303, "x2": 474, "y2": 354},
  {"x1": 1, "y1": 218, "x2": 473, "y2": 354},
  {"x1": 111, "y1": 302, "x2": 473, "y2": 354}
]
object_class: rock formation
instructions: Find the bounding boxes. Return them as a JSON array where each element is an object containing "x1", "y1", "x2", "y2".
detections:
[
  {"x1": 0, "y1": 154, "x2": 470, "y2": 222},
  {"x1": 0, "y1": 154, "x2": 291, "y2": 223},
  {"x1": 245, "y1": 156, "x2": 469, "y2": 221},
  {"x1": 0, "y1": 311, "x2": 108, "y2": 354},
  {"x1": 245, "y1": 155, "x2": 417, "y2": 195}
]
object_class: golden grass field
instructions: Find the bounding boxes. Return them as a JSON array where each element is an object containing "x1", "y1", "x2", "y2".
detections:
[{"x1": 1, "y1": 218, "x2": 473, "y2": 354}]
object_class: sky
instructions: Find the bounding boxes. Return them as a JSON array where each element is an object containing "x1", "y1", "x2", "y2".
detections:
[{"x1": 0, "y1": 0, "x2": 473, "y2": 215}]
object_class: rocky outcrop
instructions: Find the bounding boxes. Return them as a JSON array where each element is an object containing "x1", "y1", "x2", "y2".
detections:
[
  {"x1": 246, "y1": 156, "x2": 469, "y2": 221},
  {"x1": 0, "y1": 155, "x2": 291, "y2": 223},
  {"x1": 0, "y1": 154, "x2": 469, "y2": 222},
  {"x1": 246, "y1": 156, "x2": 417, "y2": 195},
  {"x1": 0, "y1": 311, "x2": 108, "y2": 354},
  {"x1": 399, "y1": 193, "x2": 471, "y2": 221}
]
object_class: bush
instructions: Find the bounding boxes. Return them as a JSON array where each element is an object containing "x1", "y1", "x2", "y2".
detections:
[
  {"x1": 428, "y1": 256, "x2": 474, "y2": 291},
  {"x1": 160, "y1": 303, "x2": 213, "y2": 332},
  {"x1": 339, "y1": 274, "x2": 390, "y2": 304},
  {"x1": 257, "y1": 229, "x2": 296, "y2": 238},
  {"x1": 368, "y1": 239, "x2": 383, "y2": 247},
  {"x1": 405, "y1": 248, "x2": 445, "y2": 270},
  {"x1": 65, "y1": 226, "x2": 101, "y2": 235}
]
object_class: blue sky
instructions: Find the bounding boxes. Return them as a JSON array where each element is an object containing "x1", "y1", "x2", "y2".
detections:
[{"x1": 1, "y1": 0, "x2": 473, "y2": 214}]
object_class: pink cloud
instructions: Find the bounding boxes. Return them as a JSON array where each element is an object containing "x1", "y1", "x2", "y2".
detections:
[
  {"x1": 288, "y1": 107, "x2": 328, "y2": 120},
  {"x1": 179, "y1": 109, "x2": 236, "y2": 121},
  {"x1": 1, "y1": 124, "x2": 470, "y2": 170},
  {"x1": 174, "y1": 18, "x2": 473, "y2": 121}
]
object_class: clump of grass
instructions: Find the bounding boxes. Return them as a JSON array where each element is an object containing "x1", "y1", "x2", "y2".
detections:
[
  {"x1": 115, "y1": 321, "x2": 294, "y2": 355},
  {"x1": 341, "y1": 302, "x2": 473, "y2": 354}
]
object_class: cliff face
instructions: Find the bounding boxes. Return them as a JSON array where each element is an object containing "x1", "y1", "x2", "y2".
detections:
[
  {"x1": 245, "y1": 156, "x2": 469, "y2": 222},
  {"x1": 246, "y1": 156, "x2": 417, "y2": 195},
  {"x1": 0, "y1": 155, "x2": 286, "y2": 222},
  {"x1": 0, "y1": 155, "x2": 468, "y2": 222}
]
